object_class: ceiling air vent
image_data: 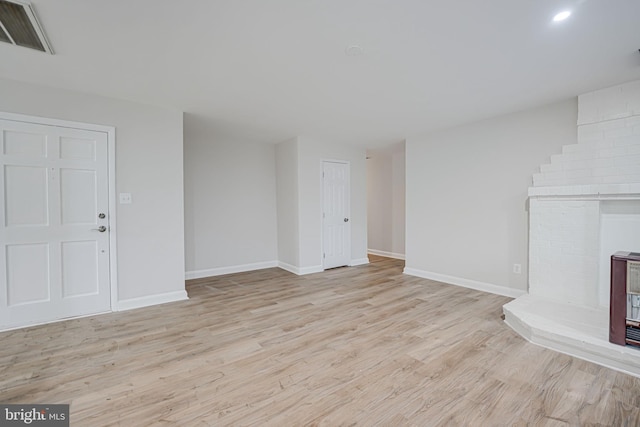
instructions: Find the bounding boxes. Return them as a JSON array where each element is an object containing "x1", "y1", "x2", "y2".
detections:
[{"x1": 0, "y1": 0, "x2": 52, "y2": 53}]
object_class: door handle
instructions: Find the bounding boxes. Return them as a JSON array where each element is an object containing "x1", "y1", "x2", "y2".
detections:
[
  {"x1": 92, "y1": 226, "x2": 107, "y2": 232},
  {"x1": 344, "y1": 218, "x2": 349, "y2": 222}
]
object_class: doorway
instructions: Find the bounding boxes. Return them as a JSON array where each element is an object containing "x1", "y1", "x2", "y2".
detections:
[
  {"x1": 322, "y1": 160, "x2": 351, "y2": 269},
  {"x1": 365, "y1": 143, "x2": 406, "y2": 260},
  {"x1": 0, "y1": 114, "x2": 116, "y2": 330}
]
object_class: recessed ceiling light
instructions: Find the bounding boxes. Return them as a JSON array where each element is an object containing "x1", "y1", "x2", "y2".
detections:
[
  {"x1": 345, "y1": 45, "x2": 364, "y2": 57},
  {"x1": 553, "y1": 10, "x2": 572, "y2": 22}
]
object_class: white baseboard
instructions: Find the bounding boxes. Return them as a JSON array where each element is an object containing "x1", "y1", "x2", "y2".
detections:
[
  {"x1": 299, "y1": 265, "x2": 324, "y2": 275},
  {"x1": 403, "y1": 267, "x2": 526, "y2": 299},
  {"x1": 0, "y1": 310, "x2": 111, "y2": 333},
  {"x1": 185, "y1": 260, "x2": 278, "y2": 280},
  {"x1": 278, "y1": 262, "x2": 323, "y2": 276},
  {"x1": 350, "y1": 257, "x2": 370, "y2": 266},
  {"x1": 277, "y1": 262, "x2": 299, "y2": 275},
  {"x1": 116, "y1": 290, "x2": 189, "y2": 312},
  {"x1": 367, "y1": 249, "x2": 405, "y2": 260}
]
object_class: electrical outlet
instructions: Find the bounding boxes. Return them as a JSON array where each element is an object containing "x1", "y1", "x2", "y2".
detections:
[
  {"x1": 119, "y1": 193, "x2": 132, "y2": 204},
  {"x1": 513, "y1": 264, "x2": 522, "y2": 274}
]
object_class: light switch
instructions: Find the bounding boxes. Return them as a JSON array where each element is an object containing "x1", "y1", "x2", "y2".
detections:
[{"x1": 119, "y1": 193, "x2": 132, "y2": 204}]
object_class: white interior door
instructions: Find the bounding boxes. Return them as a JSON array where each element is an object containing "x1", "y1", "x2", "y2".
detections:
[
  {"x1": 322, "y1": 161, "x2": 351, "y2": 269},
  {"x1": 0, "y1": 119, "x2": 111, "y2": 329}
]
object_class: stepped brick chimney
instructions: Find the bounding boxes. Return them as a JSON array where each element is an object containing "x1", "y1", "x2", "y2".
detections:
[{"x1": 528, "y1": 80, "x2": 640, "y2": 309}]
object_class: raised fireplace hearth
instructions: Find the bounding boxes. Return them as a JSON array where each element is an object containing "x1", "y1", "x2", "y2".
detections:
[{"x1": 504, "y1": 80, "x2": 640, "y2": 377}]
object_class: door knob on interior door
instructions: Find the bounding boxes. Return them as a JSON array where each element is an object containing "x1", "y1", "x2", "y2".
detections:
[
  {"x1": 344, "y1": 218, "x2": 349, "y2": 222},
  {"x1": 92, "y1": 226, "x2": 107, "y2": 232}
]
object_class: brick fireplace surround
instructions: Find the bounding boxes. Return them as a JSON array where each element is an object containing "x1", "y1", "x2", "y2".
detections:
[{"x1": 503, "y1": 80, "x2": 640, "y2": 377}]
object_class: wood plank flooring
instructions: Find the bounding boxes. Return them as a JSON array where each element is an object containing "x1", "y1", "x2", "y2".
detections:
[{"x1": 1, "y1": 255, "x2": 639, "y2": 426}]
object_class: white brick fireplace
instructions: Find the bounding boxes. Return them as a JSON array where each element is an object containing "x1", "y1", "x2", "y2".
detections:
[{"x1": 504, "y1": 80, "x2": 640, "y2": 377}]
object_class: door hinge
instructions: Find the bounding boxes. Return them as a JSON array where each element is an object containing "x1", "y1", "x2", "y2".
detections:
[{"x1": 323, "y1": 253, "x2": 325, "y2": 259}]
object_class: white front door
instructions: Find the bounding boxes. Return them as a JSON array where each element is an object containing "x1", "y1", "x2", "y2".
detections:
[
  {"x1": 322, "y1": 161, "x2": 351, "y2": 269},
  {"x1": 0, "y1": 119, "x2": 111, "y2": 329}
]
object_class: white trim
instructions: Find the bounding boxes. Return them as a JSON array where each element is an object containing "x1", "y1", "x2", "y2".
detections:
[
  {"x1": 278, "y1": 262, "x2": 299, "y2": 275},
  {"x1": 0, "y1": 111, "x2": 113, "y2": 133},
  {"x1": 278, "y1": 262, "x2": 323, "y2": 276},
  {"x1": 0, "y1": 111, "x2": 119, "y2": 312},
  {"x1": 529, "y1": 183, "x2": 640, "y2": 198},
  {"x1": 403, "y1": 267, "x2": 526, "y2": 298},
  {"x1": 22, "y1": 1, "x2": 54, "y2": 54},
  {"x1": 115, "y1": 290, "x2": 188, "y2": 312},
  {"x1": 367, "y1": 249, "x2": 405, "y2": 260},
  {"x1": 185, "y1": 261, "x2": 278, "y2": 280},
  {"x1": 107, "y1": 127, "x2": 118, "y2": 311},
  {"x1": 349, "y1": 257, "x2": 369, "y2": 266},
  {"x1": 0, "y1": 310, "x2": 111, "y2": 333},
  {"x1": 298, "y1": 265, "x2": 324, "y2": 275}
]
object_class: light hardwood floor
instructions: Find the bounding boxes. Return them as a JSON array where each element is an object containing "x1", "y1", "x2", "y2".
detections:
[{"x1": 2, "y1": 255, "x2": 639, "y2": 426}]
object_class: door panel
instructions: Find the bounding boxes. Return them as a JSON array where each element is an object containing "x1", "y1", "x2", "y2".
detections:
[
  {"x1": 61, "y1": 240, "x2": 99, "y2": 297},
  {"x1": 3, "y1": 130, "x2": 46, "y2": 157},
  {"x1": 60, "y1": 168, "x2": 97, "y2": 224},
  {"x1": 6, "y1": 243, "x2": 50, "y2": 306},
  {"x1": 5, "y1": 165, "x2": 49, "y2": 226},
  {"x1": 322, "y1": 161, "x2": 351, "y2": 269},
  {"x1": 0, "y1": 119, "x2": 110, "y2": 329},
  {"x1": 60, "y1": 136, "x2": 96, "y2": 160}
]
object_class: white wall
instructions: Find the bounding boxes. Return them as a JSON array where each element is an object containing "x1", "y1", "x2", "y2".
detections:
[
  {"x1": 367, "y1": 141, "x2": 405, "y2": 259},
  {"x1": 0, "y1": 78, "x2": 185, "y2": 306},
  {"x1": 275, "y1": 137, "x2": 368, "y2": 273},
  {"x1": 297, "y1": 137, "x2": 368, "y2": 270},
  {"x1": 183, "y1": 115, "x2": 278, "y2": 277},
  {"x1": 405, "y1": 99, "x2": 577, "y2": 296},
  {"x1": 275, "y1": 138, "x2": 300, "y2": 269}
]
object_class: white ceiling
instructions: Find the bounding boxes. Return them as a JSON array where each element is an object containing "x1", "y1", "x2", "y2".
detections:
[{"x1": 1, "y1": 0, "x2": 639, "y2": 148}]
